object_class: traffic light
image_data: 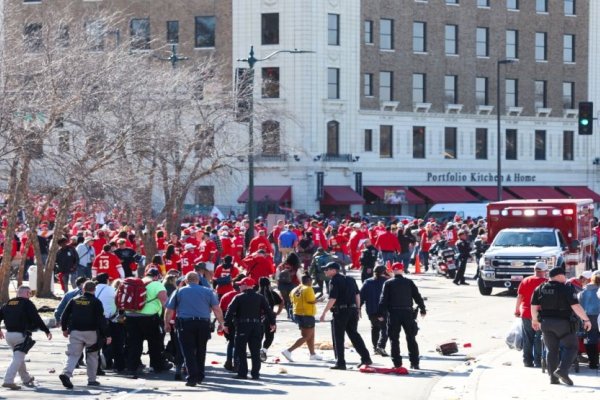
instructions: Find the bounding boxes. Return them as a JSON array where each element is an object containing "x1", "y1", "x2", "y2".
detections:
[{"x1": 578, "y1": 101, "x2": 593, "y2": 135}]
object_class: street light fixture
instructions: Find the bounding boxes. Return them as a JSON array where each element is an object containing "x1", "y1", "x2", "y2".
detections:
[
  {"x1": 238, "y1": 46, "x2": 314, "y2": 242},
  {"x1": 496, "y1": 59, "x2": 517, "y2": 202}
]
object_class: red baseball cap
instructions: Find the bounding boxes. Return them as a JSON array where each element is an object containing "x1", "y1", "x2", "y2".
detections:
[
  {"x1": 239, "y1": 277, "x2": 256, "y2": 287},
  {"x1": 391, "y1": 262, "x2": 404, "y2": 271}
]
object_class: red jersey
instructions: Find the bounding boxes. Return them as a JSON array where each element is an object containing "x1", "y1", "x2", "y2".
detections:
[
  {"x1": 375, "y1": 231, "x2": 401, "y2": 252},
  {"x1": 241, "y1": 255, "x2": 273, "y2": 281},
  {"x1": 249, "y1": 236, "x2": 273, "y2": 254},
  {"x1": 20, "y1": 235, "x2": 34, "y2": 259},
  {"x1": 92, "y1": 251, "x2": 123, "y2": 280},
  {"x1": 220, "y1": 236, "x2": 234, "y2": 257},
  {"x1": 164, "y1": 253, "x2": 181, "y2": 272},
  {"x1": 307, "y1": 227, "x2": 328, "y2": 249},
  {"x1": 219, "y1": 290, "x2": 239, "y2": 313},
  {"x1": 156, "y1": 237, "x2": 167, "y2": 252},
  {"x1": 181, "y1": 249, "x2": 200, "y2": 275},
  {"x1": 329, "y1": 234, "x2": 348, "y2": 254},
  {"x1": 213, "y1": 265, "x2": 240, "y2": 296},
  {"x1": 517, "y1": 276, "x2": 547, "y2": 319},
  {"x1": 199, "y1": 239, "x2": 218, "y2": 263},
  {"x1": 231, "y1": 235, "x2": 245, "y2": 263}
]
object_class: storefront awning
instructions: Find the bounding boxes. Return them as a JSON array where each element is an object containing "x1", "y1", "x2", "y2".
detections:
[
  {"x1": 410, "y1": 186, "x2": 478, "y2": 203},
  {"x1": 321, "y1": 186, "x2": 365, "y2": 205},
  {"x1": 364, "y1": 186, "x2": 425, "y2": 204},
  {"x1": 237, "y1": 186, "x2": 292, "y2": 203},
  {"x1": 556, "y1": 186, "x2": 600, "y2": 202},
  {"x1": 468, "y1": 186, "x2": 516, "y2": 201},
  {"x1": 504, "y1": 186, "x2": 565, "y2": 200}
]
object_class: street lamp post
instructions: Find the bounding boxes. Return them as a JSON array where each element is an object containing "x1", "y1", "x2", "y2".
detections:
[
  {"x1": 238, "y1": 46, "x2": 313, "y2": 241},
  {"x1": 496, "y1": 59, "x2": 517, "y2": 202}
]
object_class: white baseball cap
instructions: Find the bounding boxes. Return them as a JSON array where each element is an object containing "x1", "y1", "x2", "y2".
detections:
[
  {"x1": 581, "y1": 270, "x2": 593, "y2": 280},
  {"x1": 534, "y1": 262, "x2": 548, "y2": 271}
]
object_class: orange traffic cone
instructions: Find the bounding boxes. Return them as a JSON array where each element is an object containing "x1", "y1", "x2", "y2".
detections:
[{"x1": 414, "y1": 254, "x2": 421, "y2": 274}]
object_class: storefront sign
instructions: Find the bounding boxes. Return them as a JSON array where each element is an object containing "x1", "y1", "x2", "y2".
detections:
[{"x1": 426, "y1": 172, "x2": 537, "y2": 183}]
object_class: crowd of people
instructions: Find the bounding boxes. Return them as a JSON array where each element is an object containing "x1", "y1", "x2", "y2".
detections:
[{"x1": 0, "y1": 205, "x2": 442, "y2": 389}]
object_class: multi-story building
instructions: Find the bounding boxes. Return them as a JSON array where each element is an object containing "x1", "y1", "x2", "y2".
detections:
[{"x1": 3, "y1": 0, "x2": 600, "y2": 217}]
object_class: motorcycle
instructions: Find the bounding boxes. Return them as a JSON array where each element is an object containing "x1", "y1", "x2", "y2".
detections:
[{"x1": 429, "y1": 239, "x2": 457, "y2": 279}]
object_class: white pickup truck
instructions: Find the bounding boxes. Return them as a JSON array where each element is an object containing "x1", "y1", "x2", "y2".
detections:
[{"x1": 478, "y1": 228, "x2": 570, "y2": 295}]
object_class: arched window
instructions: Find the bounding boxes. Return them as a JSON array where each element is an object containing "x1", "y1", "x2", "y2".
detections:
[
  {"x1": 261, "y1": 120, "x2": 280, "y2": 155},
  {"x1": 327, "y1": 120, "x2": 339, "y2": 156}
]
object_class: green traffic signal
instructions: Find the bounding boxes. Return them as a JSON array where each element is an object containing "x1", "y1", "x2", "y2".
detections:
[{"x1": 581, "y1": 119, "x2": 589, "y2": 126}]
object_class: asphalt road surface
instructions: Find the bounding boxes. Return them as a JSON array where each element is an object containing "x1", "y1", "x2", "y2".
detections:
[{"x1": 0, "y1": 264, "x2": 519, "y2": 399}]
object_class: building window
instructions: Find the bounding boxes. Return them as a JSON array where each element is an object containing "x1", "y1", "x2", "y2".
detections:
[
  {"x1": 327, "y1": 121, "x2": 339, "y2": 156},
  {"x1": 261, "y1": 120, "x2": 280, "y2": 155},
  {"x1": 535, "y1": 32, "x2": 547, "y2": 61},
  {"x1": 364, "y1": 129, "x2": 373, "y2": 152},
  {"x1": 24, "y1": 23, "x2": 42, "y2": 52},
  {"x1": 506, "y1": 30, "x2": 518, "y2": 59},
  {"x1": 364, "y1": 73, "x2": 373, "y2": 97},
  {"x1": 412, "y1": 73, "x2": 426, "y2": 103},
  {"x1": 536, "y1": 0, "x2": 548, "y2": 12},
  {"x1": 507, "y1": 0, "x2": 519, "y2": 10},
  {"x1": 413, "y1": 126, "x2": 426, "y2": 159},
  {"x1": 380, "y1": 19, "x2": 394, "y2": 50},
  {"x1": 85, "y1": 20, "x2": 105, "y2": 51},
  {"x1": 195, "y1": 186, "x2": 215, "y2": 206},
  {"x1": 478, "y1": 0, "x2": 490, "y2": 6},
  {"x1": 380, "y1": 125, "x2": 393, "y2": 158},
  {"x1": 262, "y1": 67, "x2": 280, "y2": 98},
  {"x1": 535, "y1": 130, "x2": 546, "y2": 160},
  {"x1": 195, "y1": 16, "x2": 215, "y2": 48},
  {"x1": 475, "y1": 128, "x2": 488, "y2": 159},
  {"x1": 534, "y1": 80, "x2": 547, "y2": 109},
  {"x1": 166, "y1": 21, "x2": 179, "y2": 44},
  {"x1": 328, "y1": 14, "x2": 340, "y2": 46},
  {"x1": 262, "y1": 13, "x2": 279, "y2": 45},
  {"x1": 563, "y1": 81, "x2": 574, "y2": 109},
  {"x1": 364, "y1": 20, "x2": 373, "y2": 44},
  {"x1": 445, "y1": 25, "x2": 458, "y2": 55},
  {"x1": 565, "y1": 0, "x2": 575, "y2": 15},
  {"x1": 444, "y1": 75, "x2": 457, "y2": 104},
  {"x1": 413, "y1": 22, "x2": 426, "y2": 52},
  {"x1": 380, "y1": 71, "x2": 393, "y2": 101},
  {"x1": 444, "y1": 127, "x2": 457, "y2": 159},
  {"x1": 563, "y1": 130, "x2": 574, "y2": 161},
  {"x1": 476, "y1": 27, "x2": 488, "y2": 57},
  {"x1": 446, "y1": 0, "x2": 459, "y2": 4},
  {"x1": 505, "y1": 129, "x2": 517, "y2": 160},
  {"x1": 130, "y1": 18, "x2": 150, "y2": 50},
  {"x1": 328, "y1": 68, "x2": 340, "y2": 99},
  {"x1": 476, "y1": 77, "x2": 488, "y2": 106},
  {"x1": 564, "y1": 34, "x2": 575, "y2": 62},
  {"x1": 505, "y1": 78, "x2": 518, "y2": 108}
]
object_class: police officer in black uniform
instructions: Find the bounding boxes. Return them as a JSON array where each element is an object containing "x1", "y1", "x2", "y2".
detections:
[
  {"x1": 379, "y1": 262, "x2": 426, "y2": 369},
  {"x1": 454, "y1": 230, "x2": 472, "y2": 285},
  {"x1": 224, "y1": 277, "x2": 276, "y2": 380},
  {"x1": 359, "y1": 239, "x2": 378, "y2": 282},
  {"x1": 59, "y1": 281, "x2": 110, "y2": 389},
  {"x1": 531, "y1": 267, "x2": 592, "y2": 385},
  {"x1": 320, "y1": 262, "x2": 372, "y2": 370},
  {"x1": 0, "y1": 285, "x2": 52, "y2": 390}
]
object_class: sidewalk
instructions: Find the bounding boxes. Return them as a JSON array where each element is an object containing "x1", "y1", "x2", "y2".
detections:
[{"x1": 429, "y1": 346, "x2": 600, "y2": 400}]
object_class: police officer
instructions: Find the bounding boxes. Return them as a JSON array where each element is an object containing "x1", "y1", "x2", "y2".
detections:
[
  {"x1": 531, "y1": 267, "x2": 592, "y2": 385},
  {"x1": 360, "y1": 265, "x2": 390, "y2": 357},
  {"x1": 320, "y1": 262, "x2": 372, "y2": 370},
  {"x1": 0, "y1": 285, "x2": 52, "y2": 390},
  {"x1": 359, "y1": 239, "x2": 379, "y2": 283},
  {"x1": 59, "y1": 281, "x2": 111, "y2": 389},
  {"x1": 453, "y1": 230, "x2": 472, "y2": 285},
  {"x1": 164, "y1": 272, "x2": 225, "y2": 387},
  {"x1": 224, "y1": 277, "x2": 276, "y2": 380},
  {"x1": 379, "y1": 262, "x2": 426, "y2": 369}
]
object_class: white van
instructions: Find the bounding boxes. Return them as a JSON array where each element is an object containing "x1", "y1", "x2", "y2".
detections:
[{"x1": 423, "y1": 203, "x2": 488, "y2": 223}]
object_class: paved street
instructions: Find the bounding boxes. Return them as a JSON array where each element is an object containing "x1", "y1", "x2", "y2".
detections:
[{"x1": 0, "y1": 266, "x2": 589, "y2": 399}]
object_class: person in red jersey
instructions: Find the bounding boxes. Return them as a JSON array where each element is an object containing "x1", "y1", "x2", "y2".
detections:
[
  {"x1": 180, "y1": 243, "x2": 200, "y2": 275},
  {"x1": 164, "y1": 244, "x2": 181, "y2": 273},
  {"x1": 348, "y1": 223, "x2": 367, "y2": 270},
  {"x1": 92, "y1": 244, "x2": 124, "y2": 280},
  {"x1": 241, "y1": 250, "x2": 273, "y2": 282},
  {"x1": 375, "y1": 226, "x2": 402, "y2": 265},
  {"x1": 213, "y1": 256, "x2": 240, "y2": 298},
  {"x1": 249, "y1": 230, "x2": 273, "y2": 255}
]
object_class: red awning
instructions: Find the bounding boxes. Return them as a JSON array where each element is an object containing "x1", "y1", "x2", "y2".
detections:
[
  {"x1": 505, "y1": 186, "x2": 565, "y2": 200},
  {"x1": 364, "y1": 186, "x2": 425, "y2": 204},
  {"x1": 469, "y1": 186, "x2": 516, "y2": 201},
  {"x1": 410, "y1": 186, "x2": 478, "y2": 203},
  {"x1": 237, "y1": 186, "x2": 292, "y2": 203},
  {"x1": 321, "y1": 186, "x2": 365, "y2": 205},
  {"x1": 558, "y1": 186, "x2": 600, "y2": 202}
]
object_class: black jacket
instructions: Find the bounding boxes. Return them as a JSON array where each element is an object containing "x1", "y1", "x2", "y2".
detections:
[
  {"x1": 360, "y1": 245, "x2": 378, "y2": 269},
  {"x1": 456, "y1": 239, "x2": 472, "y2": 259},
  {"x1": 56, "y1": 245, "x2": 79, "y2": 273},
  {"x1": 397, "y1": 232, "x2": 416, "y2": 254},
  {"x1": 378, "y1": 275, "x2": 426, "y2": 315},
  {"x1": 61, "y1": 292, "x2": 108, "y2": 336},
  {"x1": 225, "y1": 290, "x2": 276, "y2": 327},
  {"x1": 0, "y1": 297, "x2": 49, "y2": 334},
  {"x1": 329, "y1": 273, "x2": 360, "y2": 309}
]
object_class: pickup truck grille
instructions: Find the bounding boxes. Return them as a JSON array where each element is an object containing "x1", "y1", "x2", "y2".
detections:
[
  {"x1": 492, "y1": 257, "x2": 540, "y2": 267},
  {"x1": 495, "y1": 268, "x2": 534, "y2": 275}
]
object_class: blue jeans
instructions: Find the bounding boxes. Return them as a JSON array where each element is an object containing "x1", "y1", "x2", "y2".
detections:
[
  {"x1": 76, "y1": 265, "x2": 92, "y2": 279},
  {"x1": 380, "y1": 251, "x2": 397, "y2": 265},
  {"x1": 522, "y1": 318, "x2": 542, "y2": 366},
  {"x1": 419, "y1": 251, "x2": 429, "y2": 271},
  {"x1": 398, "y1": 252, "x2": 411, "y2": 271}
]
